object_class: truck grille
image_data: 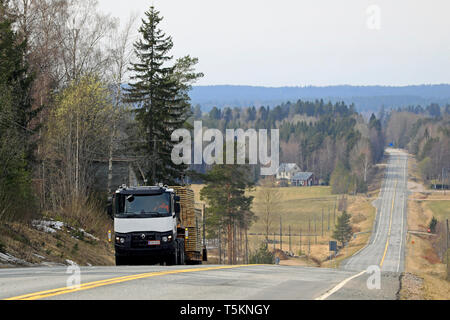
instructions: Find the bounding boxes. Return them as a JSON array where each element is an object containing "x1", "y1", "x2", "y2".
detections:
[{"x1": 131, "y1": 233, "x2": 156, "y2": 248}]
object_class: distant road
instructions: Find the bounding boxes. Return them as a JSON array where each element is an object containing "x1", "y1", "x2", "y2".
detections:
[
  {"x1": 341, "y1": 149, "x2": 408, "y2": 272},
  {"x1": 0, "y1": 150, "x2": 407, "y2": 300}
]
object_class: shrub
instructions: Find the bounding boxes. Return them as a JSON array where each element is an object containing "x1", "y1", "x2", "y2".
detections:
[
  {"x1": 429, "y1": 217, "x2": 438, "y2": 233},
  {"x1": 249, "y1": 243, "x2": 274, "y2": 264},
  {"x1": 58, "y1": 197, "x2": 112, "y2": 239}
]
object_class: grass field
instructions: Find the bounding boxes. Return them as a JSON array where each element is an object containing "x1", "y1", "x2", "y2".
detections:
[
  {"x1": 425, "y1": 200, "x2": 450, "y2": 222},
  {"x1": 190, "y1": 183, "x2": 376, "y2": 267},
  {"x1": 248, "y1": 186, "x2": 336, "y2": 234}
]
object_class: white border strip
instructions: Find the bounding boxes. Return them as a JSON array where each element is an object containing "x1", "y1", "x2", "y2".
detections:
[{"x1": 315, "y1": 270, "x2": 366, "y2": 300}]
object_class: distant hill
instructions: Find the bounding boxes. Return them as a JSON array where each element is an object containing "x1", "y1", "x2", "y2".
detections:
[{"x1": 188, "y1": 85, "x2": 450, "y2": 113}]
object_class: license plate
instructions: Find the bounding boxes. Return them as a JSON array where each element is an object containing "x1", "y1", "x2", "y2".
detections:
[{"x1": 148, "y1": 240, "x2": 160, "y2": 246}]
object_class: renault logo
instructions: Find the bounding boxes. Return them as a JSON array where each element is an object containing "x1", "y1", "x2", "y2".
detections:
[{"x1": 141, "y1": 234, "x2": 146, "y2": 240}]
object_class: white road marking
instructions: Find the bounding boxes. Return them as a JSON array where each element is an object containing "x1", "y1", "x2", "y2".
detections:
[
  {"x1": 397, "y1": 160, "x2": 407, "y2": 272},
  {"x1": 315, "y1": 270, "x2": 366, "y2": 300}
]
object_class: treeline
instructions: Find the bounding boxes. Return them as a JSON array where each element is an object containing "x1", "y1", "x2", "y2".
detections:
[
  {"x1": 396, "y1": 103, "x2": 450, "y2": 117},
  {"x1": 189, "y1": 85, "x2": 450, "y2": 113},
  {"x1": 386, "y1": 104, "x2": 450, "y2": 186},
  {"x1": 0, "y1": 1, "x2": 201, "y2": 227},
  {"x1": 194, "y1": 99, "x2": 385, "y2": 193},
  {"x1": 197, "y1": 99, "x2": 356, "y2": 130}
]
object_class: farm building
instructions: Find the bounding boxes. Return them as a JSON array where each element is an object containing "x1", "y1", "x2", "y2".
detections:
[
  {"x1": 291, "y1": 172, "x2": 318, "y2": 187},
  {"x1": 276, "y1": 163, "x2": 301, "y2": 180}
]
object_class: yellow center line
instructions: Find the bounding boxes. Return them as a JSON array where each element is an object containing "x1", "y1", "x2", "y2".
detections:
[
  {"x1": 379, "y1": 180, "x2": 397, "y2": 268},
  {"x1": 4, "y1": 264, "x2": 261, "y2": 301}
]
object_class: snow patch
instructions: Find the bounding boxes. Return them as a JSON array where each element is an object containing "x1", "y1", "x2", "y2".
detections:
[
  {"x1": 79, "y1": 229, "x2": 100, "y2": 241},
  {"x1": 0, "y1": 252, "x2": 31, "y2": 265},
  {"x1": 32, "y1": 220, "x2": 64, "y2": 234},
  {"x1": 33, "y1": 253, "x2": 45, "y2": 260},
  {"x1": 65, "y1": 259, "x2": 78, "y2": 266}
]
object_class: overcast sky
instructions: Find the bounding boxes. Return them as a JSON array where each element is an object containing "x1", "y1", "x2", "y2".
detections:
[{"x1": 97, "y1": 0, "x2": 450, "y2": 87}]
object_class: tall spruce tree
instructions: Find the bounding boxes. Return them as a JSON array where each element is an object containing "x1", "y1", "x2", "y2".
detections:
[
  {"x1": 0, "y1": 3, "x2": 36, "y2": 161},
  {"x1": 126, "y1": 6, "x2": 202, "y2": 185},
  {"x1": 332, "y1": 211, "x2": 353, "y2": 247},
  {"x1": 0, "y1": 2, "x2": 37, "y2": 221}
]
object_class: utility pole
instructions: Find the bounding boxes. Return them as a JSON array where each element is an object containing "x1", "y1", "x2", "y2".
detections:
[
  {"x1": 218, "y1": 225, "x2": 222, "y2": 265},
  {"x1": 273, "y1": 232, "x2": 276, "y2": 250},
  {"x1": 315, "y1": 215, "x2": 317, "y2": 244},
  {"x1": 245, "y1": 229, "x2": 248, "y2": 265},
  {"x1": 333, "y1": 198, "x2": 337, "y2": 225},
  {"x1": 289, "y1": 225, "x2": 291, "y2": 253},
  {"x1": 202, "y1": 204, "x2": 206, "y2": 247},
  {"x1": 280, "y1": 216, "x2": 283, "y2": 251},
  {"x1": 447, "y1": 219, "x2": 449, "y2": 279},
  {"x1": 444, "y1": 168, "x2": 447, "y2": 196},
  {"x1": 308, "y1": 235, "x2": 311, "y2": 256},
  {"x1": 322, "y1": 208, "x2": 324, "y2": 237},
  {"x1": 233, "y1": 221, "x2": 237, "y2": 265},
  {"x1": 308, "y1": 218, "x2": 311, "y2": 255},
  {"x1": 299, "y1": 228, "x2": 302, "y2": 255},
  {"x1": 328, "y1": 207, "x2": 331, "y2": 231}
]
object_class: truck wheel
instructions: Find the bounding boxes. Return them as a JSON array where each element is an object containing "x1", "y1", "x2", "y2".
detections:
[
  {"x1": 178, "y1": 242, "x2": 185, "y2": 265},
  {"x1": 166, "y1": 248, "x2": 178, "y2": 266}
]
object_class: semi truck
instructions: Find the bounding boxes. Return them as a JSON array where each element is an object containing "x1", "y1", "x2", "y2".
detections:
[{"x1": 111, "y1": 184, "x2": 205, "y2": 266}]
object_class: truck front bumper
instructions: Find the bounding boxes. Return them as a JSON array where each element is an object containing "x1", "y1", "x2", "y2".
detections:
[{"x1": 114, "y1": 231, "x2": 176, "y2": 257}]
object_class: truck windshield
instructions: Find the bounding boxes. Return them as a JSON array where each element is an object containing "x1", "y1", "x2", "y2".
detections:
[{"x1": 117, "y1": 193, "x2": 171, "y2": 218}]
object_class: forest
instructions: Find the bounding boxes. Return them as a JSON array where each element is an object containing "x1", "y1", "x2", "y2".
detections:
[
  {"x1": 385, "y1": 104, "x2": 450, "y2": 186},
  {"x1": 0, "y1": 0, "x2": 202, "y2": 226},
  {"x1": 193, "y1": 99, "x2": 385, "y2": 193},
  {"x1": 0, "y1": 0, "x2": 448, "y2": 269}
]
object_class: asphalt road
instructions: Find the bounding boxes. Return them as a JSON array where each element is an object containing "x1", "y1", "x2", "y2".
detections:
[
  {"x1": 341, "y1": 149, "x2": 408, "y2": 273},
  {"x1": 0, "y1": 264, "x2": 361, "y2": 300},
  {"x1": 0, "y1": 150, "x2": 407, "y2": 300}
]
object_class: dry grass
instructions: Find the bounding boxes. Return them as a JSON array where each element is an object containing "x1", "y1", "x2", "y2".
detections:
[
  {"x1": 50, "y1": 197, "x2": 113, "y2": 237},
  {"x1": 401, "y1": 154, "x2": 450, "y2": 300},
  {"x1": 0, "y1": 198, "x2": 115, "y2": 267},
  {"x1": 0, "y1": 220, "x2": 114, "y2": 267},
  {"x1": 190, "y1": 183, "x2": 376, "y2": 268}
]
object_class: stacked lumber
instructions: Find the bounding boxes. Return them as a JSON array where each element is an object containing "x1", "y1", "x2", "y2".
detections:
[
  {"x1": 171, "y1": 186, "x2": 202, "y2": 254},
  {"x1": 171, "y1": 186, "x2": 195, "y2": 227}
]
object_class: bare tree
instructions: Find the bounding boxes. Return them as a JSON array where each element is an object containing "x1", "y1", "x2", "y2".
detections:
[
  {"x1": 105, "y1": 14, "x2": 136, "y2": 193},
  {"x1": 44, "y1": 75, "x2": 114, "y2": 208},
  {"x1": 55, "y1": 0, "x2": 118, "y2": 85},
  {"x1": 351, "y1": 138, "x2": 372, "y2": 183},
  {"x1": 258, "y1": 176, "x2": 280, "y2": 244}
]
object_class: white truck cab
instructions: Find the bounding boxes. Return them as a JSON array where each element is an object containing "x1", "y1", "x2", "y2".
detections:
[{"x1": 112, "y1": 185, "x2": 184, "y2": 265}]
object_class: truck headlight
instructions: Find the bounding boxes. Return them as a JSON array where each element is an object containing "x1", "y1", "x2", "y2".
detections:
[
  {"x1": 115, "y1": 236, "x2": 125, "y2": 244},
  {"x1": 162, "y1": 236, "x2": 168, "y2": 243}
]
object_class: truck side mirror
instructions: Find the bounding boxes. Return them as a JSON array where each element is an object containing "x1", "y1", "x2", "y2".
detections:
[
  {"x1": 107, "y1": 196, "x2": 113, "y2": 220},
  {"x1": 107, "y1": 204, "x2": 113, "y2": 219},
  {"x1": 174, "y1": 202, "x2": 181, "y2": 218}
]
